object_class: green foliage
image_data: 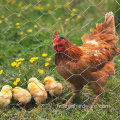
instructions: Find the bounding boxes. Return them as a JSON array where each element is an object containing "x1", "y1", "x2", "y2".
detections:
[{"x1": 0, "y1": 0, "x2": 119, "y2": 119}]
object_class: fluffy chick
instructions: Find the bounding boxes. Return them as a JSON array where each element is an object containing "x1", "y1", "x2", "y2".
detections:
[
  {"x1": 27, "y1": 78, "x2": 47, "y2": 109},
  {"x1": 0, "y1": 85, "x2": 12, "y2": 109},
  {"x1": 12, "y1": 87, "x2": 31, "y2": 109},
  {"x1": 43, "y1": 76, "x2": 62, "y2": 101},
  {"x1": 28, "y1": 77, "x2": 45, "y2": 91}
]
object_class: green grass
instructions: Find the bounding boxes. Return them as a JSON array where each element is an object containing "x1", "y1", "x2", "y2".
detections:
[{"x1": 0, "y1": 0, "x2": 120, "y2": 119}]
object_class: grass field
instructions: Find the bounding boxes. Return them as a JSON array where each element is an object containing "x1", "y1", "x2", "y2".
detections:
[{"x1": 0, "y1": 0, "x2": 120, "y2": 119}]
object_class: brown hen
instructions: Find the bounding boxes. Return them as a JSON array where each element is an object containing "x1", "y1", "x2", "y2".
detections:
[{"x1": 53, "y1": 12, "x2": 119, "y2": 105}]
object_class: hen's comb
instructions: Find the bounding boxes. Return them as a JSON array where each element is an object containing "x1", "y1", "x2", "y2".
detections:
[{"x1": 53, "y1": 31, "x2": 58, "y2": 40}]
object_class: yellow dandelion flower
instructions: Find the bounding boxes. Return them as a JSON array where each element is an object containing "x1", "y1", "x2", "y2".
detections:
[
  {"x1": 0, "y1": 21, "x2": 2, "y2": 24},
  {"x1": 45, "y1": 62, "x2": 49, "y2": 67},
  {"x1": 77, "y1": 15, "x2": 81, "y2": 19},
  {"x1": 29, "y1": 57, "x2": 38, "y2": 63},
  {"x1": 42, "y1": 53, "x2": 47, "y2": 57},
  {"x1": 6, "y1": 0, "x2": 10, "y2": 3},
  {"x1": 37, "y1": 0, "x2": 40, "y2": 2},
  {"x1": 5, "y1": 18, "x2": 8, "y2": 22},
  {"x1": 16, "y1": 78, "x2": 20, "y2": 82},
  {"x1": 28, "y1": 3, "x2": 31, "y2": 6},
  {"x1": 34, "y1": 25, "x2": 38, "y2": 28},
  {"x1": 38, "y1": 69, "x2": 44, "y2": 74},
  {"x1": 71, "y1": 13, "x2": 74, "y2": 16},
  {"x1": 11, "y1": 62, "x2": 17, "y2": 67},
  {"x1": 35, "y1": 57, "x2": 39, "y2": 60},
  {"x1": 11, "y1": 0, "x2": 15, "y2": 5},
  {"x1": 64, "y1": 22, "x2": 67, "y2": 25},
  {"x1": 34, "y1": 6, "x2": 38, "y2": 10},
  {"x1": 18, "y1": 3, "x2": 22, "y2": 7},
  {"x1": 65, "y1": 18, "x2": 69, "y2": 22},
  {"x1": 21, "y1": 6, "x2": 26, "y2": 10},
  {"x1": 48, "y1": 10, "x2": 52, "y2": 13},
  {"x1": 16, "y1": 62, "x2": 21, "y2": 67},
  {"x1": 47, "y1": 4, "x2": 50, "y2": 7},
  {"x1": 19, "y1": 58, "x2": 25, "y2": 61},
  {"x1": 4, "y1": 81, "x2": 6, "y2": 82},
  {"x1": 42, "y1": 27, "x2": 45, "y2": 30},
  {"x1": 27, "y1": 29, "x2": 33, "y2": 33},
  {"x1": 20, "y1": 32, "x2": 23, "y2": 35},
  {"x1": 0, "y1": 70, "x2": 3, "y2": 74},
  {"x1": 19, "y1": 74, "x2": 21, "y2": 76},
  {"x1": 57, "y1": 17, "x2": 61, "y2": 21},
  {"x1": 16, "y1": 23, "x2": 20, "y2": 26},
  {"x1": 30, "y1": 59, "x2": 34, "y2": 63},
  {"x1": 39, "y1": 7, "x2": 44, "y2": 10},
  {"x1": 9, "y1": 26, "x2": 12, "y2": 28},
  {"x1": 46, "y1": 58, "x2": 51, "y2": 62},
  {"x1": 66, "y1": 2, "x2": 70, "y2": 5},
  {"x1": 72, "y1": 8, "x2": 76, "y2": 12},
  {"x1": 16, "y1": 59, "x2": 19, "y2": 62},
  {"x1": 59, "y1": 6, "x2": 62, "y2": 8},
  {"x1": 54, "y1": 5, "x2": 58, "y2": 8},
  {"x1": 9, "y1": 22, "x2": 12, "y2": 24},
  {"x1": 17, "y1": 14, "x2": 21, "y2": 17},
  {"x1": 18, "y1": 2, "x2": 23, "y2": 7},
  {"x1": 1, "y1": 16, "x2": 4, "y2": 19},
  {"x1": 13, "y1": 81, "x2": 17, "y2": 86}
]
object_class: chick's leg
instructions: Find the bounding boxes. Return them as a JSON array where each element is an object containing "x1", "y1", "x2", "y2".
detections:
[
  {"x1": 35, "y1": 98, "x2": 41, "y2": 109},
  {"x1": 17, "y1": 102, "x2": 23, "y2": 106},
  {"x1": 23, "y1": 104, "x2": 26, "y2": 109},
  {"x1": 49, "y1": 90, "x2": 54, "y2": 101},
  {"x1": 55, "y1": 96, "x2": 60, "y2": 102},
  {"x1": 37, "y1": 103, "x2": 41, "y2": 109}
]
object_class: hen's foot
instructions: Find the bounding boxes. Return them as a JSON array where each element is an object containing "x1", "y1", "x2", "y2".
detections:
[{"x1": 62, "y1": 101, "x2": 73, "y2": 106}]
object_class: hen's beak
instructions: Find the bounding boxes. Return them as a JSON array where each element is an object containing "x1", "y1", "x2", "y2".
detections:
[
  {"x1": 11, "y1": 89, "x2": 13, "y2": 91},
  {"x1": 53, "y1": 43, "x2": 57, "y2": 48}
]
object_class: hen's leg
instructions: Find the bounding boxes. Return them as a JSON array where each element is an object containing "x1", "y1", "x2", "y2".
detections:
[
  {"x1": 63, "y1": 85, "x2": 83, "y2": 105},
  {"x1": 90, "y1": 83, "x2": 104, "y2": 105},
  {"x1": 63, "y1": 92, "x2": 79, "y2": 105},
  {"x1": 92, "y1": 95, "x2": 100, "y2": 105}
]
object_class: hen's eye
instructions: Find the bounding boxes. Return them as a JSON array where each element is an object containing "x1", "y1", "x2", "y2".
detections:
[{"x1": 60, "y1": 37, "x2": 64, "y2": 39}]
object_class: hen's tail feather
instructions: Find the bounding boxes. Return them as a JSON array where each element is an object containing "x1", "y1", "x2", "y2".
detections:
[{"x1": 81, "y1": 12, "x2": 119, "y2": 59}]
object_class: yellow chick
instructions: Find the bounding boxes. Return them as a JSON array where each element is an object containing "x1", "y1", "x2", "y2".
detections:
[
  {"x1": 0, "y1": 85, "x2": 12, "y2": 109},
  {"x1": 27, "y1": 78, "x2": 47, "y2": 109},
  {"x1": 28, "y1": 77, "x2": 45, "y2": 91},
  {"x1": 12, "y1": 87, "x2": 31, "y2": 109},
  {"x1": 43, "y1": 76, "x2": 62, "y2": 101}
]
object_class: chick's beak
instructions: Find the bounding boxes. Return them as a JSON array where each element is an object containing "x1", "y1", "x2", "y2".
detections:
[{"x1": 27, "y1": 82, "x2": 29, "y2": 84}]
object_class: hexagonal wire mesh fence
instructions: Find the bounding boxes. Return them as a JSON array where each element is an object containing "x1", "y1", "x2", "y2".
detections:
[{"x1": 0, "y1": 0, "x2": 120, "y2": 119}]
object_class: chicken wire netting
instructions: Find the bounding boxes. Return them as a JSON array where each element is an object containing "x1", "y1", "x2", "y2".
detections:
[{"x1": 0, "y1": 0, "x2": 120, "y2": 119}]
